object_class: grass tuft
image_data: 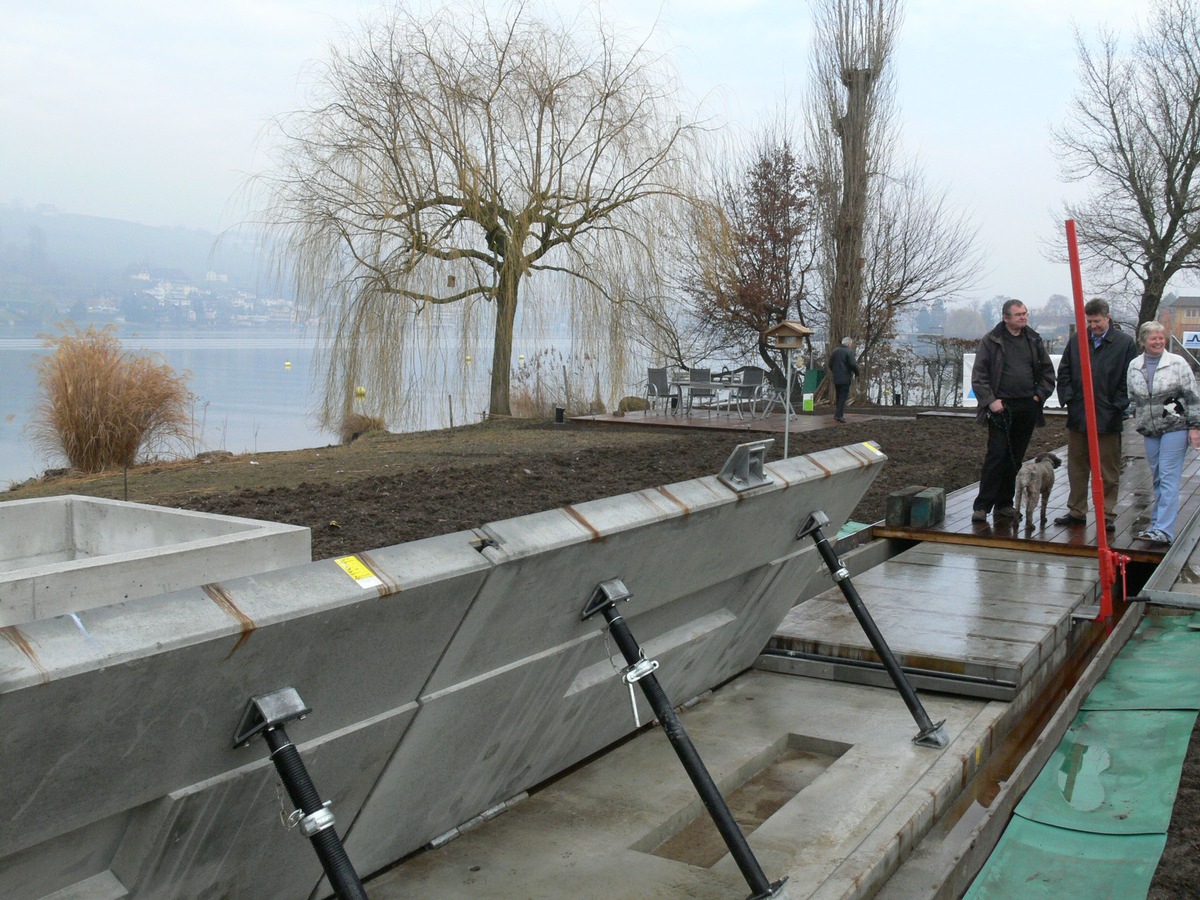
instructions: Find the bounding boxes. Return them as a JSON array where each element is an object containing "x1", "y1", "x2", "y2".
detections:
[
  {"x1": 339, "y1": 412, "x2": 387, "y2": 444},
  {"x1": 28, "y1": 325, "x2": 195, "y2": 474}
]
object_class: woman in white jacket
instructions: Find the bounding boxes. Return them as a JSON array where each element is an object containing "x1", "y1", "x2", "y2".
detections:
[{"x1": 1127, "y1": 321, "x2": 1200, "y2": 544}]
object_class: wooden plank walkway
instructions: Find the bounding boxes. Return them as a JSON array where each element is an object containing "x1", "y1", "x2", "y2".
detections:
[
  {"x1": 768, "y1": 543, "x2": 1100, "y2": 697},
  {"x1": 873, "y1": 438, "x2": 1200, "y2": 565}
]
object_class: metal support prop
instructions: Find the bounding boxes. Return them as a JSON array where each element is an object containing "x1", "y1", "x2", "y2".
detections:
[
  {"x1": 797, "y1": 512, "x2": 949, "y2": 749},
  {"x1": 583, "y1": 579, "x2": 788, "y2": 900},
  {"x1": 233, "y1": 688, "x2": 368, "y2": 900}
]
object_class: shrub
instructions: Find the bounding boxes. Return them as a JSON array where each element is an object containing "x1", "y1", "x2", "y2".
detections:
[
  {"x1": 29, "y1": 325, "x2": 194, "y2": 473},
  {"x1": 339, "y1": 412, "x2": 387, "y2": 444}
]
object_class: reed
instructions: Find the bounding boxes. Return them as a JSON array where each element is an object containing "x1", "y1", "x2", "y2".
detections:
[{"x1": 29, "y1": 326, "x2": 194, "y2": 474}]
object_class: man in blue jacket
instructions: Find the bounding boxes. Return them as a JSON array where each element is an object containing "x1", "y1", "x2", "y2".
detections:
[
  {"x1": 971, "y1": 299, "x2": 1057, "y2": 523},
  {"x1": 1053, "y1": 298, "x2": 1137, "y2": 531}
]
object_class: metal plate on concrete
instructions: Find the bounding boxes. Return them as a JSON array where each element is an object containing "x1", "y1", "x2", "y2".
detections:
[{"x1": 767, "y1": 544, "x2": 1098, "y2": 693}]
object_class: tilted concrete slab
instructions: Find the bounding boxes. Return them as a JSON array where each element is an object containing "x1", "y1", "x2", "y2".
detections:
[
  {"x1": 0, "y1": 443, "x2": 884, "y2": 898},
  {"x1": 0, "y1": 531, "x2": 490, "y2": 898},
  {"x1": 0, "y1": 495, "x2": 311, "y2": 626},
  {"x1": 342, "y1": 445, "x2": 885, "y2": 875}
]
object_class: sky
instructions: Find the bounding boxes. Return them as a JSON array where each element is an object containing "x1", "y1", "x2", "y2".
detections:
[{"x1": 0, "y1": 0, "x2": 1170, "y2": 307}]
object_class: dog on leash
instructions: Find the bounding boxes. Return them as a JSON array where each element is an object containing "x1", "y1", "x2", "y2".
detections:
[{"x1": 1014, "y1": 452, "x2": 1062, "y2": 527}]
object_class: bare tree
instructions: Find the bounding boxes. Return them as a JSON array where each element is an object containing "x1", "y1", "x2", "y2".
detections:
[
  {"x1": 857, "y1": 163, "x2": 982, "y2": 364},
  {"x1": 683, "y1": 133, "x2": 818, "y2": 381},
  {"x1": 1053, "y1": 0, "x2": 1200, "y2": 325},
  {"x1": 806, "y1": 0, "x2": 979, "y2": 391},
  {"x1": 807, "y1": 0, "x2": 900, "y2": 350},
  {"x1": 257, "y1": 1, "x2": 696, "y2": 425}
]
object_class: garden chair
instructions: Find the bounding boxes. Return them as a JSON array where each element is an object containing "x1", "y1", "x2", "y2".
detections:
[
  {"x1": 686, "y1": 367, "x2": 716, "y2": 416},
  {"x1": 760, "y1": 369, "x2": 802, "y2": 417},
  {"x1": 731, "y1": 367, "x2": 767, "y2": 418},
  {"x1": 645, "y1": 366, "x2": 671, "y2": 415}
]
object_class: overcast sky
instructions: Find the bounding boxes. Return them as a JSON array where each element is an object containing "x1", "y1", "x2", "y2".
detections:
[{"x1": 0, "y1": 0, "x2": 1171, "y2": 306}]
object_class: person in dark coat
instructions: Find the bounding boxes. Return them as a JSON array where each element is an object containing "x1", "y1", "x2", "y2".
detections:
[
  {"x1": 1053, "y1": 298, "x2": 1137, "y2": 530},
  {"x1": 970, "y1": 299, "x2": 1057, "y2": 523},
  {"x1": 829, "y1": 337, "x2": 859, "y2": 423}
]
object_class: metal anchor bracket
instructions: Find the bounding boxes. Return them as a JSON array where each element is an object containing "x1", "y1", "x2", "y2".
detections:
[
  {"x1": 232, "y1": 687, "x2": 310, "y2": 748},
  {"x1": 623, "y1": 656, "x2": 659, "y2": 684}
]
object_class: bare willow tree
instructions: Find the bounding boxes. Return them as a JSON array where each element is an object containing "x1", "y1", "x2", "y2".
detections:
[
  {"x1": 682, "y1": 133, "x2": 818, "y2": 381},
  {"x1": 258, "y1": 1, "x2": 695, "y2": 424},
  {"x1": 807, "y1": 0, "x2": 979, "y2": 389},
  {"x1": 1053, "y1": 0, "x2": 1200, "y2": 325}
]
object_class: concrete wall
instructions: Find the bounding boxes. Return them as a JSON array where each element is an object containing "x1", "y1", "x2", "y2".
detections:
[
  {"x1": 0, "y1": 496, "x2": 311, "y2": 626},
  {"x1": 0, "y1": 443, "x2": 884, "y2": 899}
]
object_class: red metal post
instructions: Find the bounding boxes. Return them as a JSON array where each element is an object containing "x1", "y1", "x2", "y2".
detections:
[{"x1": 1065, "y1": 219, "x2": 1116, "y2": 620}]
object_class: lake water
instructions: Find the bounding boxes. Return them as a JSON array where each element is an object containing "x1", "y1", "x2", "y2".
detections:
[{"x1": 0, "y1": 325, "x2": 573, "y2": 486}]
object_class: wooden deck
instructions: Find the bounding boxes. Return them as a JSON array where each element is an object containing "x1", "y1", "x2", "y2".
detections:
[
  {"x1": 764, "y1": 543, "x2": 1100, "y2": 698},
  {"x1": 873, "y1": 439, "x2": 1200, "y2": 565}
]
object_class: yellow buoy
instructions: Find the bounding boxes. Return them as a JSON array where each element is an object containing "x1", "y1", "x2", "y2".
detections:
[
  {"x1": 354, "y1": 385, "x2": 366, "y2": 400},
  {"x1": 284, "y1": 360, "x2": 292, "y2": 369}
]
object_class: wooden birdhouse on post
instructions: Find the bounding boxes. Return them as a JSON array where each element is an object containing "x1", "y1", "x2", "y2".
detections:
[
  {"x1": 762, "y1": 321, "x2": 813, "y2": 461},
  {"x1": 763, "y1": 320, "x2": 813, "y2": 349}
]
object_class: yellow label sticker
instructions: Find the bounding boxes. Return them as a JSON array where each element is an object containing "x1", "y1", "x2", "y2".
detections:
[
  {"x1": 335, "y1": 555, "x2": 383, "y2": 589},
  {"x1": 860, "y1": 441, "x2": 885, "y2": 456}
]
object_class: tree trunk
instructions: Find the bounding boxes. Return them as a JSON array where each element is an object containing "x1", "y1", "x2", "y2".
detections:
[
  {"x1": 1138, "y1": 261, "x2": 1168, "y2": 327},
  {"x1": 829, "y1": 67, "x2": 874, "y2": 349},
  {"x1": 488, "y1": 261, "x2": 520, "y2": 417}
]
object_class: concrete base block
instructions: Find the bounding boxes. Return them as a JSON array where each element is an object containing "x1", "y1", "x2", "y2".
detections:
[
  {"x1": 885, "y1": 486, "x2": 925, "y2": 527},
  {"x1": 910, "y1": 488, "x2": 946, "y2": 528}
]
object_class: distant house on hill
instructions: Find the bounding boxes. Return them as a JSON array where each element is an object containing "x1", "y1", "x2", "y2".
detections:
[{"x1": 1158, "y1": 295, "x2": 1200, "y2": 343}]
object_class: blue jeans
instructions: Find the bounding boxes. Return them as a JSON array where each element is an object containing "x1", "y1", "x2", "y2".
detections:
[{"x1": 1144, "y1": 429, "x2": 1188, "y2": 539}]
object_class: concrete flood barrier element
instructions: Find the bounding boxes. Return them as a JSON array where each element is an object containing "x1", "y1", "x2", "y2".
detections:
[
  {"x1": 0, "y1": 443, "x2": 885, "y2": 899},
  {"x1": 0, "y1": 495, "x2": 311, "y2": 627}
]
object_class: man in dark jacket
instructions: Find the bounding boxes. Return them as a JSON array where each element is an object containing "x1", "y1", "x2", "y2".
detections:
[
  {"x1": 971, "y1": 299, "x2": 1057, "y2": 523},
  {"x1": 1053, "y1": 298, "x2": 1137, "y2": 530},
  {"x1": 829, "y1": 337, "x2": 860, "y2": 423}
]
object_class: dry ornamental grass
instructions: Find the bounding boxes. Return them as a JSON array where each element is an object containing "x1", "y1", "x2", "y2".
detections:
[{"x1": 29, "y1": 325, "x2": 195, "y2": 474}]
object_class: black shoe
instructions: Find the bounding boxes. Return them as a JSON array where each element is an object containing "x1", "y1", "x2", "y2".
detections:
[
  {"x1": 834, "y1": 416, "x2": 846, "y2": 423},
  {"x1": 1105, "y1": 521, "x2": 1116, "y2": 532},
  {"x1": 1053, "y1": 514, "x2": 1086, "y2": 526},
  {"x1": 994, "y1": 507, "x2": 1017, "y2": 519},
  {"x1": 971, "y1": 509, "x2": 988, "y2": 523}
]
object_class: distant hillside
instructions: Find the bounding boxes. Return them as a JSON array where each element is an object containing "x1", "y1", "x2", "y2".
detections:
[{"x1": 0, "y1": 205, "x2": 271, "y2": 313}]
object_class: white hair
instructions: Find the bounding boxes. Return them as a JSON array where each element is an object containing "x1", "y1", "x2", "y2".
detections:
[
  {"x1": 841, "y1": 337, "x2": 854, "y2": 347},
  {"x1": 1139, "y1": 321, "x2": 1166, "y2": 343}
]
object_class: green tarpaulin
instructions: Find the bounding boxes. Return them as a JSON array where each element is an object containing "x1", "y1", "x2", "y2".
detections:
[{"x1": 964, "y1": 817, "x2": 1165, "y2": 899}]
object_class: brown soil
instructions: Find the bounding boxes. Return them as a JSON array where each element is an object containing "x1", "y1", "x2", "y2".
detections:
[
  {"x1": 4, "y1": 412, "x2": 1067, "y2": 560},
  {"x1": 4, "y1": 411, "x2": 1196, "y2": 892}
]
